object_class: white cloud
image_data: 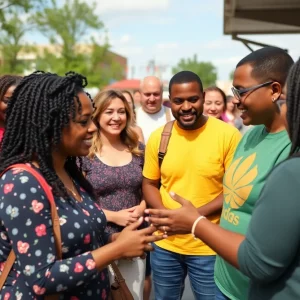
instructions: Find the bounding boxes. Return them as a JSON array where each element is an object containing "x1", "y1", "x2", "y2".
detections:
[
  {"x1": 201, "y1": 38, "x2": 234, "y2": 50},
  {"x1": 155, "y1": 42, "x2": 178, "y2": 50},
  {"x1": 212, "y1": 56, "x2": 243, "y2": 65},
  {"x1": 91, "y1": 0, "x2": 170, "y2": 14},
  {"x1": 115, "y1": 46, "x2": 144, "y2": 56},
  {"x1": 120, "y1": 34, "x2": 132, "y2": 44},
  {"x1": 149, "y1": 17, "x2": 176, "y2": 25}
]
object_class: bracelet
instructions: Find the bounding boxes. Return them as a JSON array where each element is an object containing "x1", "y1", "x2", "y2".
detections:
[{"x1": 191, "y1": 216, "x2": 206, "y2": 240}]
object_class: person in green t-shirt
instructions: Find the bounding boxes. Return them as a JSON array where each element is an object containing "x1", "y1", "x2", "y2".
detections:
[
  {"x1": 145, "y1": 46, "x2": 296, "y2": 300},
  {"x1": 212, "y1": 46, "x2": 293, "y2": 300}
]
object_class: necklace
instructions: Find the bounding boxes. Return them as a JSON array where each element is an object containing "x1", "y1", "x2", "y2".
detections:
[
  {"x1": 67, "y1": 184, "x2": 77, "y2": 197},
  {"x1": 66, "y1": 176, "x2": 82, "y2": 202}
]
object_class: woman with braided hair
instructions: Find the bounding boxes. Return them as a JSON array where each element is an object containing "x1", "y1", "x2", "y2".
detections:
[
  {"x1": 0, "y1": 71, "x2": 162, "y2": 299},
  {"x1": 0, "y1": 74, "x2": 22, "y2": 142}
]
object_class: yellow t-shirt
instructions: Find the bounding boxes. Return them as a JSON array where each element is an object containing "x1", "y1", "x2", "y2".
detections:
[{"x1": 143, "y1": 117, "x2": 241, "y2": 255}]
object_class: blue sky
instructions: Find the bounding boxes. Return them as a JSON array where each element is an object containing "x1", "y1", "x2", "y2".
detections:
[{"x1": 25, "y1": 0, "x2": 300, "y2": 82}]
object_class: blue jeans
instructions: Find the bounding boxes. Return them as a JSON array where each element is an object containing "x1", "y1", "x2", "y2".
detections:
[
  {"x1": 151, "y1": 244, "x2": 216, "y2": 300},
  {"x1": 215, "y1": 286, "x2": 230, "y2": 300}
]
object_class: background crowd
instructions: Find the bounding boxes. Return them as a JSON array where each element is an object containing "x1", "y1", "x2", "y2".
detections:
[{"x1": 0, "y1": 45, "x2": 300, "y2": 300}]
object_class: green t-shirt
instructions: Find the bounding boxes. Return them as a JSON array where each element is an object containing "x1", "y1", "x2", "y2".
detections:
[{"x1": 214, "y1": 125, "x2": 291, "y2": 300}]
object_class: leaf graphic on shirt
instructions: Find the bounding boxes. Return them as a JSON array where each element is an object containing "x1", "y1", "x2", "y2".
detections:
[{"x1": 223, "y1": 153, "x2": 258, "y2": 209}]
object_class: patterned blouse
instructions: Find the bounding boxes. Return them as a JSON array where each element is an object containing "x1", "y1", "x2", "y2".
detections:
[
  {"x1": 81, "y1": 146, "x2": 144, "y2": 234},
  {"x1": 0, "y1": 164, "x2": 110, "y2": 299}
]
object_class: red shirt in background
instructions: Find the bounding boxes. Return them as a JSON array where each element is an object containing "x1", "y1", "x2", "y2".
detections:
[{"x1": 0, "y1": 127, "x2": 4, "y2": 143}]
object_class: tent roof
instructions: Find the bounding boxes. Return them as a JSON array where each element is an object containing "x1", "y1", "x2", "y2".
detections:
[
  {"x1": 224, "y1": 0, "x2": 300, "y2": 35},
  {"x1": 104, "y1": 79, "x2": 141, "y2": 90}
]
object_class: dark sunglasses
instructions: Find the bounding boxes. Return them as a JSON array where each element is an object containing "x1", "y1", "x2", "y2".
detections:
[{"x1": 231, "y1": 81, "x2": 274, "y2": 101}]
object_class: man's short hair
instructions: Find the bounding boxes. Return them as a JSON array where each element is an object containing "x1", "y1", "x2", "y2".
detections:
[
  {"x1": 236, "y1": 46, "x2": 294, "y2": 85},
  {"x1": 169, "y1": 71, "x2": 203, "y2": 94}
]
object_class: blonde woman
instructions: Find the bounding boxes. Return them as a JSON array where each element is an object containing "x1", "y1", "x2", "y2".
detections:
[{"x1": 81, "y1": 90, "x2": 146, "y2": 299}]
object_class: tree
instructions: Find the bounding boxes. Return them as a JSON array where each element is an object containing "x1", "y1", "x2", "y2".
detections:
[
  {"x1": 0, "y1": 0, "x2": 36, "y2": 19},
  {"x1": 229, "y1": 69, "x2": 235, "y2": 80},
  {"x1": 34, "y1": 0, "x2": 103, "y2": 70},
  {"x1": 172, "y1": 54, "x2": 217, "y2": 88},
  {"x1": 0, "y1": 12, "x2": 28, "y2": 73},
  {"x1": 0, "y1": 0, "x2": 41, "y2": 73},
  {"x1": 33, "y1": 0, "x2": 123, "y2": 88}
]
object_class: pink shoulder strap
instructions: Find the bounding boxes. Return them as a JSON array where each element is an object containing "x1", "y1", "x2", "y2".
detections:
[{"x1": 0, "y1": 164, "x2": 61, "y2": 300}]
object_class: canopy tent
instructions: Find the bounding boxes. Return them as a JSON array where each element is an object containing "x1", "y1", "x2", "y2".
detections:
[
  {"x1": 104, "y1": 79, "x2": 141, "y2": 91},
  {"x1": 224, "y1": 0, "x2": 300, "y2": 50}
]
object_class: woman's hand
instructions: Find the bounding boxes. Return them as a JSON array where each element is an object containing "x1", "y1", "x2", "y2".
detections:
[
  {"x1": 114, "y1": 217, "x2": 164, "y2": 259},
  {"x1": 130, "y1": 203, "x2": 146, "y2": 219},
  {"x1": 113, "y1": 208, "x2": 139, "y2": 226},
  {"x1": 145, "y1": 192, "x2": 200, "y2": 235}
]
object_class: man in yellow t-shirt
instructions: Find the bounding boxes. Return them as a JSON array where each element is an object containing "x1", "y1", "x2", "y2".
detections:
[{"x1": 143, "y1": 71, "x2": 241, "y2": 300}]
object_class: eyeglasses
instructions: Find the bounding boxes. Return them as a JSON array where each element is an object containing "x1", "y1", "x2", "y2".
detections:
[{"x1": 231, "y1": 81, "x2": 274, "y2": 101}]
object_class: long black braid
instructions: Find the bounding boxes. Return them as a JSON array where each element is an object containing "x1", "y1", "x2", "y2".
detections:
[
  {"x1": 286, "y1": 59, "x2": 300, "y2": 156},
  {"x1": 0, "y1": 71, "x2": 95, "y2": 199}
]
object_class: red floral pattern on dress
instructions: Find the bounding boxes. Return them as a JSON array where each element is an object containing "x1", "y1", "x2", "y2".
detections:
[
  {"x1": 3, "y1": 184, "x2": 14, "y2": 194},
  {"x1": 35, "y1": 224, "x2": 47, "y2": 237},
  {"x1": 31, "y1": 200, "x2": 44, "y2": 213},
  {"x1": 17, "y1": 241, "x2": 29, "y2": 254},
  {"x1": 33, "y1": 285, "x2": 46, "y2": 295},
  {"x1": 0, "y1": 166, "x2": 110, "y2": 299}
]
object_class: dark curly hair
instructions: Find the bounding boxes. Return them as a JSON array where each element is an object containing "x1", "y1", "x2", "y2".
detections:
[
  {"x1": 0, "y1": 71, "x2": 94, "y2": 199},
  {"x1": 0, "y1": 74, "x2": 22, "y2": 103},
  {"x1": 287, "y1": 58, "x2": 300, "y2": 156},
  {"x1": 0, "y1": 74, "x2": 22, "y2": 123}
]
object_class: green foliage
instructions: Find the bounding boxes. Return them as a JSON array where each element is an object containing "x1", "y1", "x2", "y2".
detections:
[
  {"x1": 32, "y1": 0, "x2": 123, "y2": 87},
  {"x1": 0, "y1": 0, "x2": 124, "y2": 87},
  {"x1": 172, "y1": 54, "x2": 218, "y2": 88},
  {"x1": 34, "y1": 43, "x2": 124, "y2": 88},
  {"x1": 0, "y1": 0, "x2": 34, "y2": 15},
  {"x1": 34, "y1": 0, "x2": 103, "y2": 70},
  {"x1": 0, "y1": 1, "x2": 39, "y2": 73},
  {"x1": 229, "y1": 69, "x2": 235, "y2": 80}
]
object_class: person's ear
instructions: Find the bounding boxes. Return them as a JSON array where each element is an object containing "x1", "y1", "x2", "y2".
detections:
[{"x1": 271, "y1": 82, "x2": 282, "y2": 102}]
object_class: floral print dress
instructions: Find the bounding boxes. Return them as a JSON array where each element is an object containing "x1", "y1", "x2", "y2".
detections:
[
  {"x1": 81, "y1": 149, "x2": 144, "y2": 235},
  {"x1": 0, "y1": 165, "x2": 110, "y2": 299}
]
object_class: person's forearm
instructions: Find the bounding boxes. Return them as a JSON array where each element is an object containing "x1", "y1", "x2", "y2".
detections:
[
  {"x1": 143, "y1": 185, "x2": 164, "y2": 209},
  {"x1": 142, "y1": 181, "x2": 165, "y2": 209},
  {"x1": 197, "y1": 193, "x2": 223, "y2": 216},
  {"x1": 91, "y1": 239, "x2": 124, "y2": 270},
  {"x1": 107, "y1": 233, "x2": 120, "y2": 243},
  {"x1": 103, "y1": 209, "x2": 116, "y2": 223},
  {"x1": 194, "y1": 218, "x2": 244, "y2": 268}
]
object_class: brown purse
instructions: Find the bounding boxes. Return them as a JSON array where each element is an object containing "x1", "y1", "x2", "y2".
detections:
[
  {"x1": 0, "y1": 164, "x2": 62, "y2": 300},
  {"x1": 110, "y1": 261, "x2": 134, "y2": 300}
]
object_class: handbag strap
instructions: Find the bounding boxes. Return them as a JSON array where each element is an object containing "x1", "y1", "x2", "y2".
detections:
[
  {"x1": 0, "y1": 250, "x2": 15, "y2": 289},
  {"x1": 165, "y1": 107, "x2": 171, "y2": 123},
  {"x1": 0, "y1": 164, "x2": 62, "y2": 295},
  {"x1": 158, "y1": 120, "x2": 175, "y2": 168},
  {"x1": 110, "y1": 261, "x2": 126, "y2": 284}
]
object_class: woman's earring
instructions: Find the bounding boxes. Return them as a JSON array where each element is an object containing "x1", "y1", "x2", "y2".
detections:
[{"x1": 272, "y1": 98, "x2": 276, "y2": 103}]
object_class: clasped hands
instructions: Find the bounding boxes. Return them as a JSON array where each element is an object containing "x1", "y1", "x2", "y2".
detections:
[
  {"x1": 112, "y1": 192, "x2": 201, "y2": 261},
  {"x1": 144, "y1": 192, "x2": 201, "y2": 236}
]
